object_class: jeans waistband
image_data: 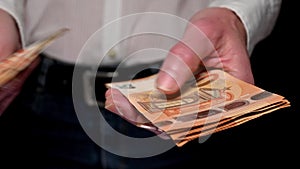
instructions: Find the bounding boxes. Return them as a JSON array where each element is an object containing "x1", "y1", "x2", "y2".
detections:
[{"x1": 35, "y1": 55, "x2": 162, "y2": 107}]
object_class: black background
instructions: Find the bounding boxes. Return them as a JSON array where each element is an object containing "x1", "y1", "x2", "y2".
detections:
[{"x1": 185, "y1": 0, "x2": 299, "y2": 167}]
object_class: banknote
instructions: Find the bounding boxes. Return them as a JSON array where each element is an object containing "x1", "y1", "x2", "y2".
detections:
[
  {"x1": 0, "y1": 28, "x2": 69, "y2": 87},
  {"x1": 106, "y1": 69, "x2": 290, "y2": 146}
]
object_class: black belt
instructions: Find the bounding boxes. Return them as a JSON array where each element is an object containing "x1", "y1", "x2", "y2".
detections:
[{"x1": 35, "y1": 55, "x2": 161, "y2": 107}]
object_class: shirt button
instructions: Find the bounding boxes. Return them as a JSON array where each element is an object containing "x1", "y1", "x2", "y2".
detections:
[{"x1": 107, "y1": 49, "x2": 117, "y2": 59}]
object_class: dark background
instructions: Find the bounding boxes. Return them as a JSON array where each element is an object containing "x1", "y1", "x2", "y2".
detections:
[
  {"x1": 0, "y1": 0, "x2": 298, "y2": 168},
  {"x1": 185, "y1": 0, "x2": 299, "y2": 167}
]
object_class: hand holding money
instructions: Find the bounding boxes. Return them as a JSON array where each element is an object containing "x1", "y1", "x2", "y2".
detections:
[
  {"x1": 105, "y1": 88, "x2": 170, "y2": 139},
  {"x1": 104, "y1": 8, "x2": 283, "y2": 145},
  {"x1": 105, "y1": 69, "x2": 290, "y2": 147},
  {"x1": 155, "y1": 7, "x2": 254, "y2": 97},
  {"x1": 0, "y1": 28, "x2": 69, "y2": 115}
]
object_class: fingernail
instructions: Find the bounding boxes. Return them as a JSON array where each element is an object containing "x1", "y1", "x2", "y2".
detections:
[
  {"x1": 116, "y1": 106, "x2": 125, "y2": 116},
  {"x1": 156, "y1": 73, "x2": 178, "y2": 94},
  {"x1": 104, "y1": 103, "x2": 113, "y2": 110}
]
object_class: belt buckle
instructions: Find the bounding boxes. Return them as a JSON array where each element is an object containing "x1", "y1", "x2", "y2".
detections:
[{"x1": 82, "y1": 68, "x2": 118, "y2": 107}]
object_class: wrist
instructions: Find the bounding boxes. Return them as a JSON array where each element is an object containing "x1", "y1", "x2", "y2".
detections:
[{"x1": 190, "y1": 7, "x2": 247, "y2": 46}]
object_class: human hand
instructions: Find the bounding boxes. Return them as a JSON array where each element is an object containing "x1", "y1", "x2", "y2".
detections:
[
  {"x1": 105, "y1": 7, "x2": 254, "y2": 134},
  {"x1": 105, "y1": 88, "x2": 170, "y2": 139},
  {"x1": 157, "y1": 7, "x2": 254, "y2": 95},
  {"x1": 0, "y1": 9, "x2": 21, "y2": 60},
  {"x1": 0, "y1": 9, "x2": 30, "y2": 115}
]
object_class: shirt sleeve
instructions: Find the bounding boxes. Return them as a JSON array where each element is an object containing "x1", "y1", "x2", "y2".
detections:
[
  {"x1": 0, "y1": 0, "x2": 25, "y2": 47},
  {"x1": 208, "y1": 0, "x2": 282, "y2": 55}
]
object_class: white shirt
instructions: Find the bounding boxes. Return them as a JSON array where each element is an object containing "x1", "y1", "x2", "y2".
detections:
[{"x1": 0, "y1": 0, "x2": 281, "y2": 66}]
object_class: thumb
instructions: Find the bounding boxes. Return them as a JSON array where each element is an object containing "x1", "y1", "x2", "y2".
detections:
[{"x1": 156, "y1": 23, "x2": 214, "y2": 95}]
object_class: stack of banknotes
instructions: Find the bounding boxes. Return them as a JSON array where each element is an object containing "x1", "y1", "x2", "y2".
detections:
[{"x1": 106, "y1": 69, "x2": 290, "y2": 147}]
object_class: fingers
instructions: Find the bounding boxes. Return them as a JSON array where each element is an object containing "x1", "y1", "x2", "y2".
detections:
[
  {"x1": 105, "y1": 88, "x2": 169, "y2": 138},
  {"x1": 156, "y1": 7, "x2": 255, "y2": 95},
  {"x1": 156, "y1": 43, "x2": 198, "y2": 94},
  {"x1": 137, "y1": 123, "x2": 171, "y2": 140},
  {"x1": 156, "y1": 19, "x2": 215, "y2": 95},
  {"x1": 105, "y1": 88, "x2": 148, "y2": 124}
]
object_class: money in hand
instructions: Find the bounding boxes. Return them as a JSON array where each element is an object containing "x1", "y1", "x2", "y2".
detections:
[
  {"x1": 0, "y1": 28, "x2": 69, "y2": 87},
  {"x1": 106, "y1": 69, "x2": 290, "y2": 147}
]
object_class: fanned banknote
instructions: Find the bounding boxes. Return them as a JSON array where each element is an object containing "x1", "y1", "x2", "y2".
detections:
[
  {"x1": 0, "y1": 28, "x2": 69, "y2": 87},
  {"x1": 106, "y1": 69, "x2": 290, "y2": 147}
]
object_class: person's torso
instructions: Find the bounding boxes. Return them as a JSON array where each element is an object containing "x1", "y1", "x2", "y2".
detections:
[{"x1": 24, "y1": 0, "x2": 208, "y2": 66}]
